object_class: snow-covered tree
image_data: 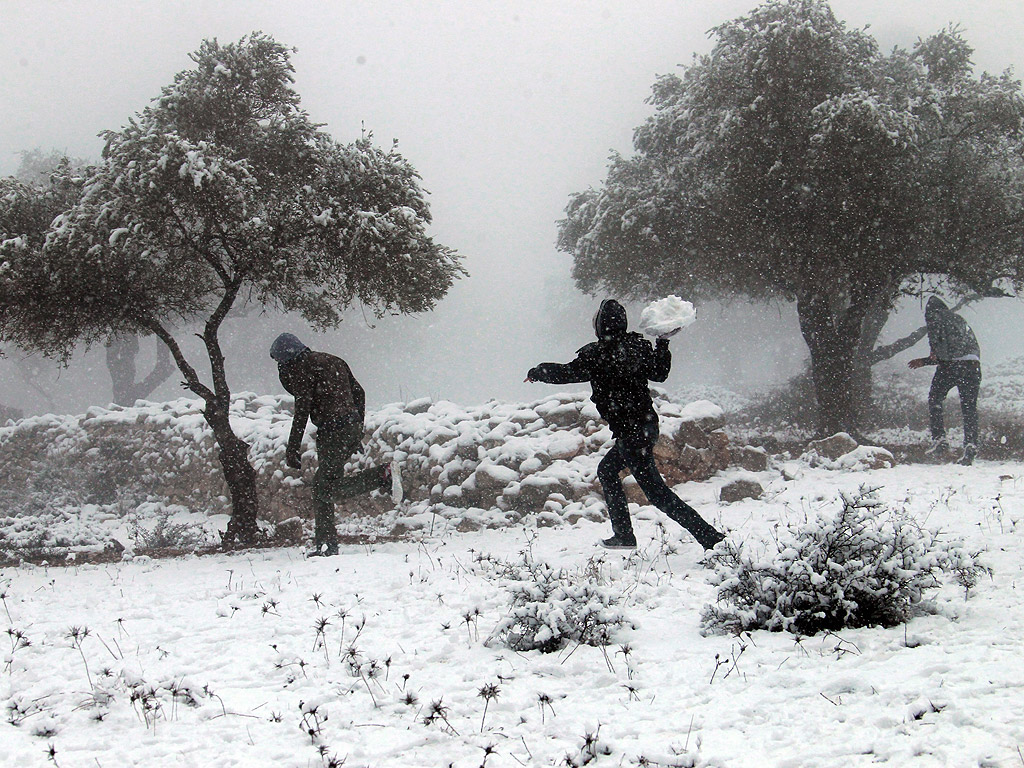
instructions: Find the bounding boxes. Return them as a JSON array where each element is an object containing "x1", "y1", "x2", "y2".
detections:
[
  {"x1": 0, "y1": 33, "x2": 464, "y2": 546},
  {"x1": 558, "y1": 1, "x2": 1024, "y2": 435},
  {"x1": 1, "y1": 152, "x2": 176, "y2": 406},
  {"x1": 0, "y1": 156, "x2": 84, "y2": 259}
]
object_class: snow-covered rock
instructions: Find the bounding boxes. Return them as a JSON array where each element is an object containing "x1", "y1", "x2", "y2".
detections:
[
  {"x1": 805, "y1": 432, "x2": 859, "y2": 461},
  {"x1": 835, "y1": 445, "x2": 897, "y2": 471},
  {"x1": 719, "y1": 476, "x2": 765, "y2": 503},
  {"x1": 729, "y1": 445, "x2": 770, "y2": 472},
  {"x1": 799, "y1": 433, "x2": 897, "y2": 471}
]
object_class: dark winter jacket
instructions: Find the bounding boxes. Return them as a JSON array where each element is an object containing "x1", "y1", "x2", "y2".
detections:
[
  {"x1": 278, "y1": 350, "x2": 366, "y2": 460},
  {"x1": 528, "y1": 299, "x2": 670, "y2": 438},
  {"x1": 925, "y1": 297, "x2": 980, "y2": 362}
]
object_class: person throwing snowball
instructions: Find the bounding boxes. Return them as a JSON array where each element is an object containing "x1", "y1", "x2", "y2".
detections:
[
  {"x1": 271, "y1": 333, "x2": 402, "y2": 556},
  {"x1": 526, "y1": 299, "x2": 725, "y2": 551}
]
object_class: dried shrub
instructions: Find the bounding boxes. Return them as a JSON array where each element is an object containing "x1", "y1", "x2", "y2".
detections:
[{"x1": 127, "y1": 507, "x2": 211, "y2": 551}]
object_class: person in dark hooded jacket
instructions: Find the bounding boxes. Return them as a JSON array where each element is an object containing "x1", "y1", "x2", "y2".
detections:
[
  {"x1": 908, "y1": 297, "x2": 982, "y2": 465},
  {"x1": 271, "y1": 333, "x2": 401, "y2": 556},
  {"x1": 527, "y1": 299, "x2": 725, "y2": 550}
]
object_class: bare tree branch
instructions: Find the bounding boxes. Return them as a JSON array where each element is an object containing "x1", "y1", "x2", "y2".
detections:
[{"x1": 143, "y1": 319, "x2": 214, "y2": 402}]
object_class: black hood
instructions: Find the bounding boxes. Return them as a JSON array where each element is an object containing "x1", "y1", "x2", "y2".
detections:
[
  {"x1": 925, "y1": 296, "x2": 950, "y2": 323},
  {"x1": 593, "y1": 299, "x2": 628, "y2": 340}
]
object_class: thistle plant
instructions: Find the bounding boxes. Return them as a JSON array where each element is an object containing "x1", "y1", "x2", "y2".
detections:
[
  {"x1": 423, "y1": 698, "x2": 459, "y2": 735},
  {"x1": 479, "y1": 744, "x2": 497, "y2": 768},
  {"x1": 537, "y1": 692, "x2": 556, "y2": 723},
  {"x1": 463, "y1": 608, "x2": 482, "y2": 643},
  {"x1": 0, "y1": 583, "x2": 12, "y2": 623},
  {"x1": 312, "y1": 617, "x2": 330, "y2": 663},
  {"x1": 65, "y1": 626, "x2": 93, "y2": 691},
  {"x1": 299, "y1": 700, "x2": 327, "y2": 744},
  {"x1": 478, "y1": 682, "x2": 500, "y2": 731},
  {"x1": 4, "y1": 628, "x2": 30, "y2": 673}
]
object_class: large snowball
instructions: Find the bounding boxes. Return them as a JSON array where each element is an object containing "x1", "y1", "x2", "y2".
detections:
[{"x1": 639, "y1": 295, "x2": 696, "y2": 337}]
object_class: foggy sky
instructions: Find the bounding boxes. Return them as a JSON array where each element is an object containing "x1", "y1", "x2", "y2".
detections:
[{"x1": 3, "y1": 0, "x2": 1024, "y2": 415}]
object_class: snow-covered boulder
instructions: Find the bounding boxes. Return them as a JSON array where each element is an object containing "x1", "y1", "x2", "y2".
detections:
[
  {"x1": 799, "y1": 432, "x2": 897, "y2": 472},
  {"x1": 729, "y1": 445, "x2": 770, "y2": 472},
  {"x1": 652, "y1": 398, "x2": 732, "y2": 485},
  {"x1": 836, "y1": 446, "x2": 896, "y2": 471},
  {"x1": 805, "y1": 432, "x2": 859, "y2": 461},
  {"x1": 719, "y1": 476, "x2": 764, "y2": 503}
]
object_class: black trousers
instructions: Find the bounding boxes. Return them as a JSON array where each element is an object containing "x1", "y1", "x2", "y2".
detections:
[
  {"x1": 596, "y1": 418, "x2": 723, "y2": 549},
  {"x1": 928, "y1": 361, "x2": 981, "y2": 447},
  {"x1": 312, "y1": 421, "x2": 385, "y2": 548}
]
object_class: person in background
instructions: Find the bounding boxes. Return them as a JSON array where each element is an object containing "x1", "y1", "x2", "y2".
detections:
[
  {"x1": 271, "y1": 333, "x2": 402, "y2": 556},
  {"x1": 527, "y1": 299, "x2": 725, "y2": 551},
  {"x1": 908, "y1": 296, "x2": 982, "y2": 466}
]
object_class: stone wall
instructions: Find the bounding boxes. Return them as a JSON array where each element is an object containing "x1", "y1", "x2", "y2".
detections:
[{"x1": 0, "y1": 391, "x2": 761, "y2": 532}]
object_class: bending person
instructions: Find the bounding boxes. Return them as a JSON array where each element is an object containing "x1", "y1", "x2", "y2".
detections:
[
  {"x1": 527, "y1": 299, "x2": 725, "y2": 551},
  {"x1": 271, "y1": 333, "x2": 402, "y2": 556}
]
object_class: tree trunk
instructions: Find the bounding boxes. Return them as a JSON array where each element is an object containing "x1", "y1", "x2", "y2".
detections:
[
  {"x1": 806, "y1": 335, "x2": 857, "y2": 436},
  {"x1": 106, "y1": 333, "x2": 176, "y2": 405},
  {"x1": 15, "y1": 358, "x2": 56, "y2": 412},
  {"x1": 850, "y1": 296, "x2": 891, "y2": 423},
  {"x1": 201, "y1": 282, "x2": 261, "y2": 549},
  {"x1": 205, "y1": 405, "x2": 260, "y2": 548},
  {"x1": 796, "y1": 292, "x2": 870, "y2": 437},
  {"x1": 147, "y1": 310, "x2": 262, "y2": 550},
  {"x1": 106, "y1": 334, "x2": 140, "y2": 405}
]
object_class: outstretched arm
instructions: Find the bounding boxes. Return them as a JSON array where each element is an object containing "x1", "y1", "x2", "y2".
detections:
[
  {"x1": 527, "y1": 356, "x2": 591, "y2": 385},
  {"x1": 908, "y1": 355, "x2": 938, "y2": 370}
]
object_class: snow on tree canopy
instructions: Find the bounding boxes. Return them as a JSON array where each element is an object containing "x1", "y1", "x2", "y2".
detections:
[
  {"x1": 639, "y1": 295, "x2": 696, "y2": 337},
  {"x1": 0, "y1": 31, "x2": 464, "y2": 548}
]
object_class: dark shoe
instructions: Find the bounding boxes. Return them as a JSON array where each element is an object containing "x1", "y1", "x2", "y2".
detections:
[
  {"x1": 957, "y1": 444, "x2": 977, "y2": 466},
  {"x1": 600, "y1": 535, "x2": 637, "y2": 550},
  {"x1": 701, "y1": 530, "x2": 726, "y2": 551},
  {"x1": 925, "y1": 437, "x2": 950, "y2": 458}
]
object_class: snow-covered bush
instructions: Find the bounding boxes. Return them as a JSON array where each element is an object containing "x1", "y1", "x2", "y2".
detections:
[
  {"x1": 701, "y1": 489, "x2": 988, "y2": 636},
  {"x1": 487, "y1": 554, "x2": 632, "y2": 653},
  {"x1": 126, "y1": 506, "x2": 213, "y2": 551}
]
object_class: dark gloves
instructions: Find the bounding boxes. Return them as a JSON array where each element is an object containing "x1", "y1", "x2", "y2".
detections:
[{"x1": 526, "y1": 366, "x2": 542, "y2": 383}]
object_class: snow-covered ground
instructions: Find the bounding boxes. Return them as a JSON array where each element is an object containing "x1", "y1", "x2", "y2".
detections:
[{"x1": 3, "y1": 459, "x2": 1023, "y2": 767}]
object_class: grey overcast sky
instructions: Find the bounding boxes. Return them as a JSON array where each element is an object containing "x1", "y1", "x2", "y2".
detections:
[{"x1": 3, "y1": 1, "x2": 1024, "y2": 413}]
